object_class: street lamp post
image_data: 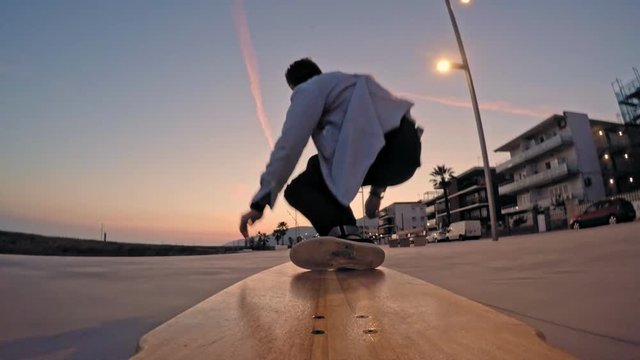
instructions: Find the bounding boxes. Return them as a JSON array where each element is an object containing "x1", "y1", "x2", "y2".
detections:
[
  {"x1": 360, "y1": 187, "x2": 366, "y2": 237},
  {"x1": 286, "y1": 209, "x2": 299, "y2": 241},
  {"x1": 440, "y1": 0, "x2": 499, "y2": 240}
]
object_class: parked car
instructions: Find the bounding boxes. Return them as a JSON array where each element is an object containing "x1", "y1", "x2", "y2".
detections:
[
  {"x1": 429, "y1": 229, "x2": 449, "y2": 243},
  {"x1": 448, "y1": 220, "x2": 482, "y2": 240},
  {"x1": 569, "y1": 198, "x2": 636, "y2": 230}
]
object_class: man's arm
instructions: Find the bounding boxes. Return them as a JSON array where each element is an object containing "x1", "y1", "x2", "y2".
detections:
[{"x1": 239, "y1": 83, "x2": 324, "y2": 238}]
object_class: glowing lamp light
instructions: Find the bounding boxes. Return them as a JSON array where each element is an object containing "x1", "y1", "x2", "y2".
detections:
[
  {"x1": 609, "y1": 178, "x2": 615, "y2": 184},
  {"x1": 604, "y1": 154, "x2": 609, "y2": 159},
  {"x1": 598, "y1": 130, "x2": 604, "y2": 136},
  {"x1": 437, "y1": 59, "x2": 452, "y2": 73},
  {"x1": 630, "y1": 177, "x2": 635, "y2": 183},
  {"x1": 618, "y1": 131, "x2": 623, "y2": 136},
  {"x1": 460, "y1": 0, "x2": 471, "y2": 3},
  {"x1": 624, "y1": 153, "x2": 629, "y2": 159}
]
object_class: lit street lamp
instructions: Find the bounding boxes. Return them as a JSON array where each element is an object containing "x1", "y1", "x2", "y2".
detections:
[{"x1": 438, "y1": 0, "x2": 499, "y2": 241}]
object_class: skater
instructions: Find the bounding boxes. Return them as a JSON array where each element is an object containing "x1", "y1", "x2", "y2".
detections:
[{"x1": 239, "y1": 58, "x2": 422, "y2": 242}]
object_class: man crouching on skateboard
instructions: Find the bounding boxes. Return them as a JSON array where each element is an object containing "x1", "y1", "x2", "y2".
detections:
[{"x1": 240, "y1": 58, "x2": 422, "y2": 243}]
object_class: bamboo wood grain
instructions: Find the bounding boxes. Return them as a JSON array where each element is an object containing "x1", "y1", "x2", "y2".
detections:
[{"x1": 132, "y1": 262, "x2": 574, "y2": 360}]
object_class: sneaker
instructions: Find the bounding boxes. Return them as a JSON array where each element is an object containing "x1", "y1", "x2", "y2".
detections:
[
  {"x1": 290, "y1": 236, "x2": 385, "y2": 270},
  {"x1": 327, "y1": 225, "x2": 374, "y2": 244}
]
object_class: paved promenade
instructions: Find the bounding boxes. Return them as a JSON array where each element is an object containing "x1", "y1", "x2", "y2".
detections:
[
  {"x1": 384, "y1": 221, "x2": 640, "y2": 360},
  {"x1": 0, "y1": 251, "x2": 290, "y2": 359},
  {"x1": 1, "y1": 222, "x2": 639, "y2": 359}
]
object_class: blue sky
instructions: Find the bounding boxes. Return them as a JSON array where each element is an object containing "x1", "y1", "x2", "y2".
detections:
[{"x1": 1, "y1": 0, "x2": 639, "y2": 244}]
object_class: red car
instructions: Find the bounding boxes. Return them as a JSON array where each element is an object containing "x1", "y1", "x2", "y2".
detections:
[{"x1": 570, "y1": 198, "x2": 637, "y2": 230}]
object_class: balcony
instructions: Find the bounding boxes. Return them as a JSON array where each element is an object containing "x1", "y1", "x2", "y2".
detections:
[
  {"x1": 496, "y1": 134, "x2": 572, "y2": 174},
  {"x1": 501, "y1": 204, "x2": 527, "y2": 215},
  {"x1": 498, "y1": 163, "x2": 574, "y2": 195},
  {"x1": 378, "y1": 217, "x2": 394, "y2": 227},
  {"x1": 425, "y1": 205, "x2": 436, "y2": 216}
]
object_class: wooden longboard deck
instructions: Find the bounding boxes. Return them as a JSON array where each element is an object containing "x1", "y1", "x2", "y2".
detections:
[{"x1": 132, "y1": 263, "x2": 574, "y2": 360}]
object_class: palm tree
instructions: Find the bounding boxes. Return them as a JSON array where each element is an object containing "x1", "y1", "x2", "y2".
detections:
[
  {"x1": 430, "y1": 165, "x2": 455, "y2": 227},
  {"x1": 272, "y1": 221, "x2": 289, "y2": 245},
  {"x1": 256, "y1": 232, "x2": 270, "y2": 247}
]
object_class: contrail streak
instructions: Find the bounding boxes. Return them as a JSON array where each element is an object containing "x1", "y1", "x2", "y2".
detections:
[
  {"x1": 397, "y1": 92, "x2": 550, "y2": 119},
  {"x1": 232, "y1": 0, "x2": 274, "y2": 149}
]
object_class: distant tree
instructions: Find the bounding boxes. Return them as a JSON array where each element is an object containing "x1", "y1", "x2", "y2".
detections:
[
  {"x1": 430, "y1": 165, "x2": 455, "y2": 226},
  {"x1": 257, "y1": 232, "x2": 270, "y2": 247},
  {"x1": 272, "y1": 222, "x2": 289, "y2": 245}
]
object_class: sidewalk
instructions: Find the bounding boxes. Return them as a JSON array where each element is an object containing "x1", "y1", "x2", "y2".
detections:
[
  {"x1": 0, "y1": 251, "x2": 290, "y2": 359},
  {"x1": 383, "y1": 221, "x2": 640, "y2": 360}
]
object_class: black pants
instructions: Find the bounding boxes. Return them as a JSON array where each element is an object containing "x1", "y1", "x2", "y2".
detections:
[{"x1": 284, "y1": 115, "x2": 421, "y2": 236}]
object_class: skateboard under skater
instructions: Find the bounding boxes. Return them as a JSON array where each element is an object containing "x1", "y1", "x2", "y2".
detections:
[{"x1": 289, "y1": 236, "x2": 385, "y2": 270}]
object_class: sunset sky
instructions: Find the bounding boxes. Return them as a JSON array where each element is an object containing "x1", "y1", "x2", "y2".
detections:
[{"x1": 1, "y1": 1, "x2": 639, "y2": 244}]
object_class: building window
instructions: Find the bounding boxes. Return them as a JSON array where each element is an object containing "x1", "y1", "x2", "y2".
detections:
[
  {"x1": 549, "y1": 184, "x2": 570, "y2": 199},
  {"x1": 545, "y1": 161, "x2": 551, "y2": 170}
]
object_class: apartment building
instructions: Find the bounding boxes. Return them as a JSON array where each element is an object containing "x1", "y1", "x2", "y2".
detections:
[
  {"x1": 422, "y1": 167, "x2": 509, "y2": 234},
  {"x1": 423, "y1": 191, "x2": 443, "y2": 231},
  {"x1": 356, "y1": 216, "x2": 379, "y2": 237},
  {"x1": 592, "y1": 119, "x2": 640, "y2": 195},
  {"x1": 378, "y1": 202, "x2": 426, "y2": 240},
  {"x1": 495, "y1": 111, "x2": 640, "y2": 227}
]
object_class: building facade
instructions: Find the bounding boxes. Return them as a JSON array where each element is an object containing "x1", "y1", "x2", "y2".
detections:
[
  {"x1": 377, "y1": 202, "x2": 426, "y2": 240},
  {"x1": 423, "y1": 191, "x2": 443, "y2": 231},
  {"x1": 423, "y1": 167, "x2": 507, "y2": 235},
  {"x1": 356, "y1": 216, "x2": 379, "y2": 238},
  {"x1": 495, "y1": 111, "x2": 640, "y2": 229}
]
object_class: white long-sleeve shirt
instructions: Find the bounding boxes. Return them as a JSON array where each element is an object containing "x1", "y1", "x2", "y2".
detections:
[{"x1": 251, "y1": 71, "x2": 413, "y2": 209}]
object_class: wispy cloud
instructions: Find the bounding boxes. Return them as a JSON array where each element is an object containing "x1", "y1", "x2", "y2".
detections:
[
  {"x1": 232, "y1": 0, "x2": 274, "y2": 149},
  {"x1": 397, "y1": 92, "x2": 551, "y2": 119}
]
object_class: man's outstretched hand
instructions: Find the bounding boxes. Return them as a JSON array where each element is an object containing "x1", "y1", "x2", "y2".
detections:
[
  {"x1": 239, "y1": 209, "x2": 263, "y2": 239},
  {"x1": 365, "y1": 194, "x2": 382, "y2": 219}
]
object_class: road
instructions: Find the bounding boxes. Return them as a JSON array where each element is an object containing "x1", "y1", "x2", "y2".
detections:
[{"x1": 1, "y1": 222, "x2": 639, "y2": 359}]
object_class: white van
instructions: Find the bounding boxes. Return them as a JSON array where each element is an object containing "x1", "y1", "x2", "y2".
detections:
[{"x1": 448, "y1": 220, "x2": 482, "y2": 240}]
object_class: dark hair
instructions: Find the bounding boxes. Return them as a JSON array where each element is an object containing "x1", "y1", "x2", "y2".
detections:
[{"x1": 285, "y1": 58, "x2": 322, "y2": 88}]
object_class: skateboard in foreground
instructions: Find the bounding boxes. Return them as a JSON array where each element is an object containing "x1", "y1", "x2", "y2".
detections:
[
  {"x1": 289, "y1": 236, "x2": 385, "y2": 270},
  {"x1": 133, "y1": 262, "x2": 574, "y2": 360}
]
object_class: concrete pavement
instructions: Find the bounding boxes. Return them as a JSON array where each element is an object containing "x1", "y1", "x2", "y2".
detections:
[
  {"x1": 383, "y1": 221, "x2": 640, "y2": 360},
  {"x1": 1, "y1": 222, "x2": 638, "y2": 359},
  {"x1": 0, "y1": 251, "x2": 290, "y2": 359}
]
